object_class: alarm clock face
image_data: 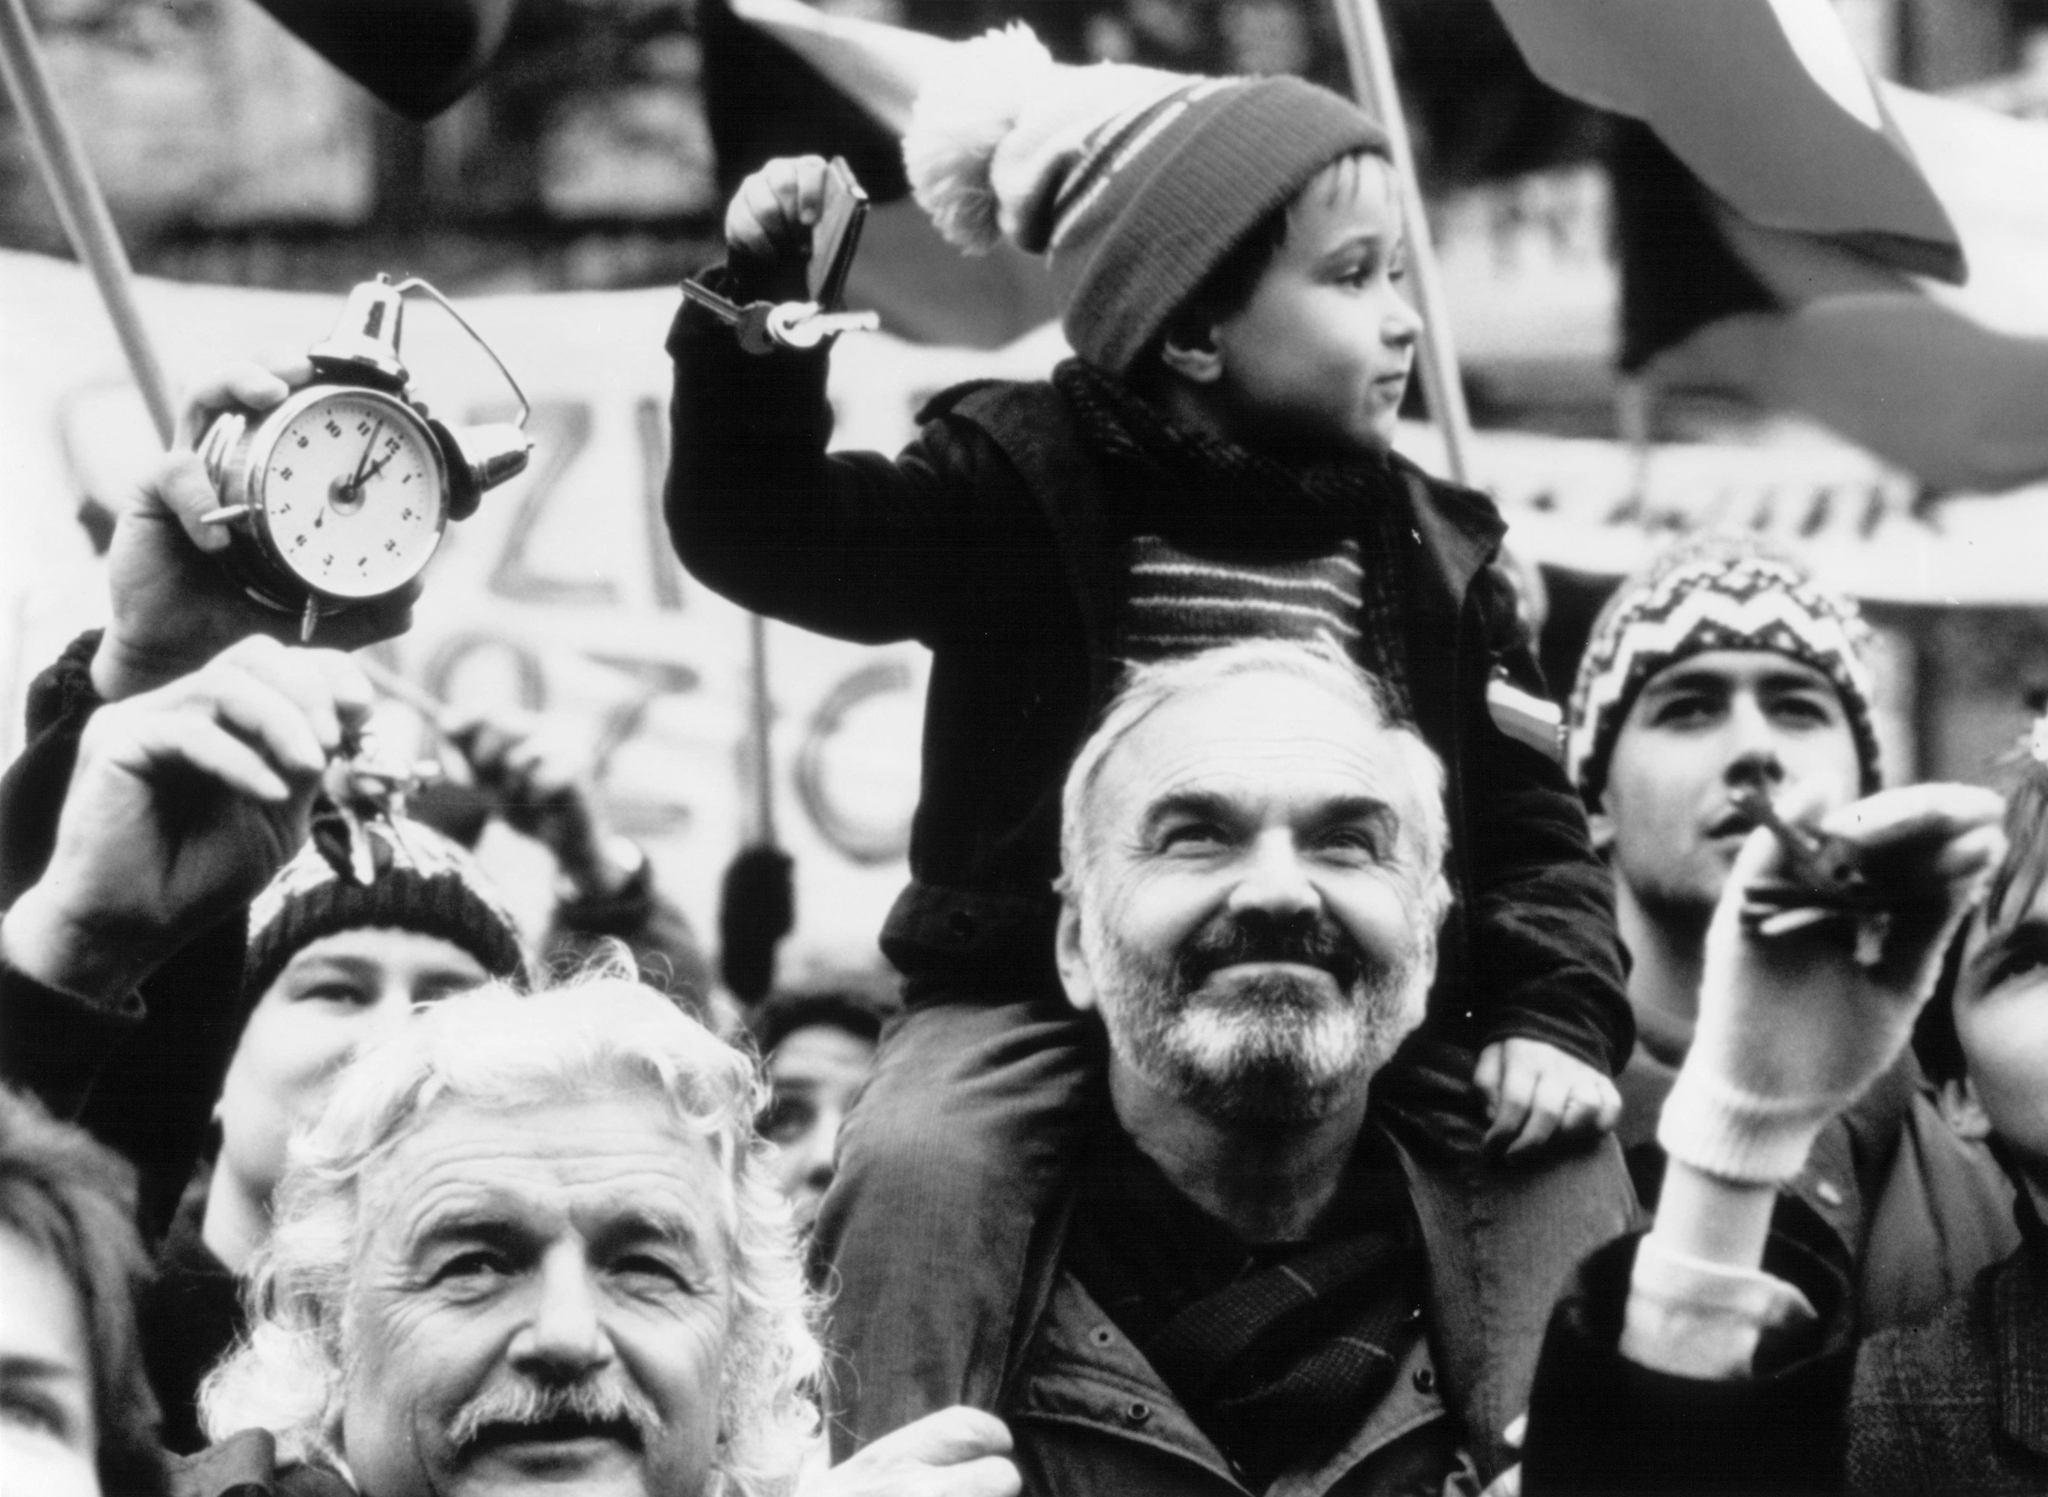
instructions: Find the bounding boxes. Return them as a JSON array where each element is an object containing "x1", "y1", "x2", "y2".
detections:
[{"x1": 250, "y1": 387, "x2": 447, "y2": 601}]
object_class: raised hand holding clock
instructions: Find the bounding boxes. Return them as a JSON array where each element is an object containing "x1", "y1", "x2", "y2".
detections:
[
  {"x1": 92, "y1": 278, "x2": 532, "y2": 702},
  {"x1": 194, "y1": 274, "x2": 532, "y2": 645}
]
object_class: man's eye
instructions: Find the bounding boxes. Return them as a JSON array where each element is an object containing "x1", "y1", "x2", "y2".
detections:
[
  {"x1": 1650, "y1": 696, "x2": 1716, "y2": 727},
  {"x1": 613, "y1": 1254, "x2": 690, "y2": 1291},
  {"x1": 1320, "y1": 827, "x2": 1386, "y2": 859},
  {"x1": 759, "y1": 1098, "x2": 815, "y2": 1145},
  {"x1": 0, "y1": 1388, "x2": 72, "y2": 1441},
  {"x1": 433, "y1": 1250, "x2": 507, "y2": 1284},
  {"x1": 1159, "y1": 823, "x2": 1226, "y2": 850},
  {"x1": 1769, "y1": 696, "x2": 1834, "y2": 726}
]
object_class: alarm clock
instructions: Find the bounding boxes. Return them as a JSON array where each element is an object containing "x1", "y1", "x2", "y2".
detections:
[{"x1": 198, "y1": 274, "x2": 532, "y2": 641}]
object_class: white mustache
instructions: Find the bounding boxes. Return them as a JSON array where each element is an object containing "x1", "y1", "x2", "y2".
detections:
[{"x1": 448, "y1": 1377, "x2": 662, "y2": 1451}]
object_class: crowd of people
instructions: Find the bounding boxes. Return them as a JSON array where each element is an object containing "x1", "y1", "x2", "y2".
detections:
[{"x1": 3, "y1": 26, "x2": 2042, "y2": 1497}]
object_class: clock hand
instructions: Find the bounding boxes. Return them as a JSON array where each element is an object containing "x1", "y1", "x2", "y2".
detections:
[
  {"x1": 355, "y1": 446, "x2": 401, "y2": 487},
  {"x1": 344, "y1": 421, "x2": 385, "y2": 493}
]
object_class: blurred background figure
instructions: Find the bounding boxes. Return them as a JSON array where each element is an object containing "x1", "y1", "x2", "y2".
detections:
[
  {"x1": 0, "y1": 1085, "x2": 168, "y2": 1497},
  {"x1": 749, "y1": 981, "x2": 898, "y2": 1231}
]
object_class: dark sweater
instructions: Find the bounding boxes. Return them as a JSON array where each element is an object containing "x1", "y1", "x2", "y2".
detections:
[{"x1": 666, "y1": 284, "x2": 1631, "y2": 1071}]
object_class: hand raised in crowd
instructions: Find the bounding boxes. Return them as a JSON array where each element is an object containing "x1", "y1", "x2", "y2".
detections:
[
  {"x1": 441, "y1": 703, "x2": 640, "y2": 898},
  {"x1": 802, "y1": 1406, "x2": 1021, "y2": 1497},
  {"x1": 1475, "y1": 1036, "x2": 1623, "y2": 1160},
  {"x1": 1620, "y1": 782, "x2": 2007, "y2": 1381},
  {"x1": 2, "y1": 636, "x2": 371, "y2": 1002},
  {"x1": 725, "y1": 153, "x2": 837, "y2": 269},
  {"x1": 1687, "y1": 782, "x2": 2007, "y2": 1150},
  {"x1": 90, "y1": 359, "x2": 420, "y2": 703}
]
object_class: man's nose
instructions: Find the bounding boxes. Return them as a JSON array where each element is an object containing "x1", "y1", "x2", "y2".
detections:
[
  {"x1": 1228, "y1": 831, "x2": 1320, "y2": 918},
  {"x1": 509, "y1": 1244, "x2": 615, "y2": 1381},
  {"x1": 789, "y1": 1118, "x2": 838, "y2": 1200},
  {"x1": 1723, "y1": 699, "x2": 1786, "y2": 791}
]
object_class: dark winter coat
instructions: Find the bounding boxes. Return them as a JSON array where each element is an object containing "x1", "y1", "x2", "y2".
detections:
[
  {"x1": 665, "y1": 286, "x2": 1631, "y2": 1072},
  {"x1": 169, "y1": 1431, "x2": 352, "y2": 1497},
  {"x1": 1522, "y1": 1193, "x2": 2048, "y2": 1495},
  {"x1": 0, "y1": 631, "x2": 249, "y2": 1240}
]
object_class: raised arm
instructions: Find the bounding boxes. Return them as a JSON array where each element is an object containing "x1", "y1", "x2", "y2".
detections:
[
  {"x1": 1523, "y1": 782, "x2": 2006, "y2": 1495},
  {"x1": 665, "y1": 156, "x2": 1048, "y2": 645}
]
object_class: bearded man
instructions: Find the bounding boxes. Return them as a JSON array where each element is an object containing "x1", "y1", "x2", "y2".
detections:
[{"x1": 986, "y1": 639, "x2": 1625, "y2": 1493}]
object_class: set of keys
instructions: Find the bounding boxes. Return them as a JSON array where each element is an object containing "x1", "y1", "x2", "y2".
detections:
[
  {"x1": 680, "y1": 278, "x2": 879, "y2": 355},
  {"x1": 1731, "y1": 777, "x2": 1891, "y2": 964}
]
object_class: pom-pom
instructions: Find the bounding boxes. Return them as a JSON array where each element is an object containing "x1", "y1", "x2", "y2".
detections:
[{"x1": 904, "y1": 23, "x2": 1056, "y2": 253}]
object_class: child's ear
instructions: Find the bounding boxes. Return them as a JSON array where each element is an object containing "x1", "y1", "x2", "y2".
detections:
[{"x1": 1158, "y1": 322, "x2": 1225, "y2": 385}]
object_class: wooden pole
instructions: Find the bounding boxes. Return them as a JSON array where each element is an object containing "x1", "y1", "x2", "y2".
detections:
[
  {"x1": 1329, "y1": 0, "x2": 1473, "y2": 485},
  {"x1": 0, "y1": 0, "x2": 177, "y2": 447},
  {"x1": 746, "y1": 612, "x2": 777, "y2": 845}
]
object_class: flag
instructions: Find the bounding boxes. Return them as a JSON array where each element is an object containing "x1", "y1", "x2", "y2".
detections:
[
  {"x1": 1490, "y1": 0, "x2": 1962, "y2": 281},
  {"x1": 1642, "y1": 84, "x2": 2048, "y2": 493},
  {"x1": 247, "y1": 0, "x2": 519, "y2": 119}
]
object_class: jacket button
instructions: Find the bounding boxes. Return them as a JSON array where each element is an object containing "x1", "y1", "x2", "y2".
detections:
[
  {"x1": 1089, "y1": 1326, "x2": 1114, "y2": 1348},
  {"x1": 1814, "y1": 1180, "x2": 1844, "y2": 1208},
  {"x1": 1123, "y1": 1400, "x2": 1152, "y2": 1426},
  {"x1": 1412, "y1": 1366, "x2": 1436, "y2": 1394}
]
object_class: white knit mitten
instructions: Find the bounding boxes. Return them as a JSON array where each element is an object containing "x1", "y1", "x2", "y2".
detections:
[{"x1": 1659, "y1": 786, "x2": 2005, "y2": 1185}]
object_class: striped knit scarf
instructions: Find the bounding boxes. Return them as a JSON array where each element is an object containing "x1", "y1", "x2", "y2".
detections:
[
  {"x1": 1054, "y1": 359, "x2": 1413, "y2": 718},
  {"x1": 1066, "y1": 1117, "x2": 1425, "y2": 1489}
]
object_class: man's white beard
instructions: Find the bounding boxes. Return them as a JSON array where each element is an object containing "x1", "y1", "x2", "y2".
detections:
[{"x1": 1082, "y1": 914, "x2": 1431, "y2": 1127}]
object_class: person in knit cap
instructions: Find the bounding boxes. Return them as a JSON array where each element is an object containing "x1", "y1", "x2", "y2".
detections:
[
  {"x1": 140, "y1": 809, "x2": 530, "y2": 1454},
  {"x1": 1563, "y1": 533, "x2": 2016, "y2": 1331},
  {"x1": 667, "y1": 25, "x2": 1632, "y2": 1471},
  {"x1": 1519, "y1": 773, "x2": 2014, "y2": 1494}
]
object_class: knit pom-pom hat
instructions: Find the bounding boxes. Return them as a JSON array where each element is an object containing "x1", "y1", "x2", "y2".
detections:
[
  {"x1": 241, "y1": 810, "x2": 528, "y2": 1010},
  {"x1": 1566, "y1": 535, "x2": 1883, "y2": 810},
  {"x1": 905, "y1": 25, "x2": 1389, "y2": 377}
]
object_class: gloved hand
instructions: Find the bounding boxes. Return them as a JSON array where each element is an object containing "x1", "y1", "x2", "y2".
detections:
[{"x1": 1659, "y1": 781, "x2": 2006, "y2": 1184}]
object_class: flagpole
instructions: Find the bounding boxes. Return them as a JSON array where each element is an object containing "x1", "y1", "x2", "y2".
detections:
[
  {"x1": 746, "y1": 612, "x2": 778, "y2": 846},
  {"x1": 1329, "y1": 0, "x2": 1473, "y2": 486},
  {"x1": 0, "y1": 0, "x2": 177, "y2": 447}
]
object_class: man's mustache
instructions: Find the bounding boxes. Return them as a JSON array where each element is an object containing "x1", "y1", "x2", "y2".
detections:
[
  {"x1": 448, "y1": 1377, "x2": 663, "y2": 1454},
  {"x1": 1176, "y1": 911, "x2": 1368, "y2": 993}
]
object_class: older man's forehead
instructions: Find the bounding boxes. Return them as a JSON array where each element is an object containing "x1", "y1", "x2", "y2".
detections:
[
  {"x1": 372, "y1": 1097, "x2": 730, "y2": 1257},
  {"x1": 1107, "y1": 675, "x2": 1418, "y2": 814}
]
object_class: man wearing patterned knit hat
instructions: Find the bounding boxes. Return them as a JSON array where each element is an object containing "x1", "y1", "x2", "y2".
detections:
[
  {"x1": 669, "y1": 24, "x2": 1632, "y2": 1473},
  {"x1": 1564, "y1": 534, "x2": 2014, "y2": 1323}
]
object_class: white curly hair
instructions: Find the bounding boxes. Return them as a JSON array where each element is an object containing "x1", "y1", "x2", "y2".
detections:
[{"x1": 198, "y1": 974, "x2": 822, "y2": 1497}]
